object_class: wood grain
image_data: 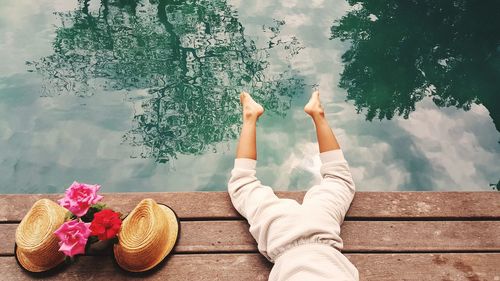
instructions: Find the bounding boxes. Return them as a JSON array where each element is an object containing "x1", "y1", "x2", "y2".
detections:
[
  {"x1": 3, "y1": 220, "x2": 500, "y2": 255},
  {"x1": 1, "y1": 192, "x2": 499, "y2": 222},
  {"x1": 1, "y1": 253, "x2": 499, "y2": 281}
]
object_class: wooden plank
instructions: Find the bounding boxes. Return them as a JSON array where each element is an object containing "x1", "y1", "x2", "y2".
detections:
[
  {"x1": 175, "y1": 221, "x2": 255, "y2": 253},
  {"x1": 0, "y1": 254, "x2": 271, "y2": 281},
  {"x1": 349, "y1": 253, "x2": 500, "y2": 281},
  {"x1": 0, "y1": 221, "x2": 256, "y2": 256},
  {"x1": 346, "y1": 192, "x2": 500, "y2": 220},
  {"x1": 0, "y1": 192, "x2": 241, "y2": 222},
  {"x1": 340, "y1": 221, "x2": 500, "y2": 253},
  {"x1": 3, "y1": 221, "x2": 500, "y2": 256},
  {"x1": 1, "y1": 253, "x2": 499, "y2": 280},
  {"x1": 1, "y1": 192, "x2": 499, "y2": 222}
]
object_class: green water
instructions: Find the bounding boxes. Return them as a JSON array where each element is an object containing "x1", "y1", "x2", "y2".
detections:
[{"x1": 0, "y1": 0, "x2": 499, "y2": 193}]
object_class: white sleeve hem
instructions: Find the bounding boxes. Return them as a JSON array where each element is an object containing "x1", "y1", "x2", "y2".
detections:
[
  {"x1": 319, "y1": 149, "x2": 346, "y2": 163},
  {"x1": 234, "y1": 158, "x2": 257, "y2": 170}
]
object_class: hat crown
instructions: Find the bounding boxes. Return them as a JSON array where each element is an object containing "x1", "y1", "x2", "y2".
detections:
[
  {"x1": 120, "y1": 199, "x2": 167, "y2": 249},
  {"x1": 114, "y1": 198, "x2": 179, "y2": 272},
  {"x1": 16, "y1": 199, "x2": 66, "y2": 251},
  {"x1": 15, "y1": 199, "x2": 67, "y2": 272}
]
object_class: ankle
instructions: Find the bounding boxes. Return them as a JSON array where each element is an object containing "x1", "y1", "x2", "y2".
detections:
[
  {"x1": 243, "y1": 114, "x2": 259, "y2": 123},
  {"x1": 310, "y1": 111, "x2": 325, "y2": 120},
  {"x1": 244, "y1": 110, "x2": 259, "y2": 120}
]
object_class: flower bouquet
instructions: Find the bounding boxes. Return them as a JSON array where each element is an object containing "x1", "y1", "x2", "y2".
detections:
[
  {"x1": 54, "y1": 181, "x2": 123, "y2": 260},
  {"x1": 15, "y1": 180, "x2": 179, "y2": 273}
]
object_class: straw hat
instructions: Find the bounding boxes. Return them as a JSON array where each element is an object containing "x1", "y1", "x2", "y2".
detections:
[
  {"x1": 113, "y1": 198, "x2": 179, "y2": 272},
  {"x1": 15, "y1": 199, "x2": 67, "y2": 272}
]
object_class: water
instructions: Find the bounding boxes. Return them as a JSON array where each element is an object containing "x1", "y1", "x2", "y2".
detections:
[{"x1": 0, "y1": 0, "x2": 499, "y2": 193}]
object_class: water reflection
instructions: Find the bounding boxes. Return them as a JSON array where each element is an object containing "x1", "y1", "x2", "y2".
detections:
[
  {"x1": 29, "y1": 0, "x2": 304, "y2": 162},
  {"x1": 330, "y1": 0, "x2": 500, "y2": 133}
]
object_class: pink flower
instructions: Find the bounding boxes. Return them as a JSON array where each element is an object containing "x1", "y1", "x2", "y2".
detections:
[
  {"x1": 53, "y1": 220, "x2": 92, "y2": 257},
  {"x1": 58, "y1": 181, "x2": 103, "y2": 217}
]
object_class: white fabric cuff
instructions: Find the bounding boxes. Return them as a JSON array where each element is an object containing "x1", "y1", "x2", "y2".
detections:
[
  {"x1": 234, "y1": 158, "x2": 257, "y2": 170},
  {"x1": 319, "y1": 149, "x2": 346, "y2": 164}
]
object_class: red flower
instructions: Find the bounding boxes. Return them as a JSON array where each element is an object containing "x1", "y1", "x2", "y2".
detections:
[{"x1": 90, "y1": 209, "x2": 122, "y2": 241}]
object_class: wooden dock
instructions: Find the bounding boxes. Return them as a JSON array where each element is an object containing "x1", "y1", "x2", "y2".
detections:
[{"x1": 1, "y1": 192, "x2": 499, "y2": 280}]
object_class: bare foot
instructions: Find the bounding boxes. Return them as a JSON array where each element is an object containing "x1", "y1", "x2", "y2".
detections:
[
  {"x1": 304, "y1": 91, "x2": 325, "y2": 118},
  {"x1": 240, "y1": 92, "x2": 264, "y2": 120}
]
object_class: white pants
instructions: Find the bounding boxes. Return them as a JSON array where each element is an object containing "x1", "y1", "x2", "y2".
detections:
[{"x1": 228, "y1": 150, "x2": 359, "y2": 281}]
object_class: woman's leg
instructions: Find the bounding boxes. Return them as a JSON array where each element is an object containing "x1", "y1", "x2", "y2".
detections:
[
  {"x1": 304, "y1": 91, "x2": 340, "y2": 152},
  {"x1": 236, "y1": 92, "x2": 264, "y2": 159},
  {"x1": 229, "y1": 92, "x2": 290, "y2": 262},
  {"x1": 303, "y1": 91, "x2": 355, "y2": 224}
]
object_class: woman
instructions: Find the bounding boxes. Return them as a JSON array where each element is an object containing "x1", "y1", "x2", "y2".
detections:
[{"x1": 228, "y1": 91, "x2": 359, "y2": 281}]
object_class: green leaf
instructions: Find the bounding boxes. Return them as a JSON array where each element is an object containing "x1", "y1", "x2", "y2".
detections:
[
  {"x1": 85, "y1": 236, "x2": 99, "y2": 253},
  {"x1": 88, "y1": 236, "x2": 99, "y2": 244},
  {"x1": 64, "y1": 211, "x2": 76, "y2": 221},
  {"x1": 80, "y1": 203, "x2": 108, "y2": 222}
]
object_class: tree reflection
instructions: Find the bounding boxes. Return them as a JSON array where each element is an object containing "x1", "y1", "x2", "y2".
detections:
[
  {"x1": 331, "y1": 0, "x2": 500, "y2": 132},
  {"x1": 29, "y1": 0, "x2": 304, "y2": 162},
  {"x1": 491, "y1": 180, "x2": 500, "y2": 191}
]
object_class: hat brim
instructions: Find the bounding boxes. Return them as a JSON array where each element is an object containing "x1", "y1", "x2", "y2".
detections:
[
  {"x1": 14, "y1": 243, "x2": 66, "y2": 275},
  {"x1": 113, "y1": 202, "x2": 180, "y2": 273}
]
